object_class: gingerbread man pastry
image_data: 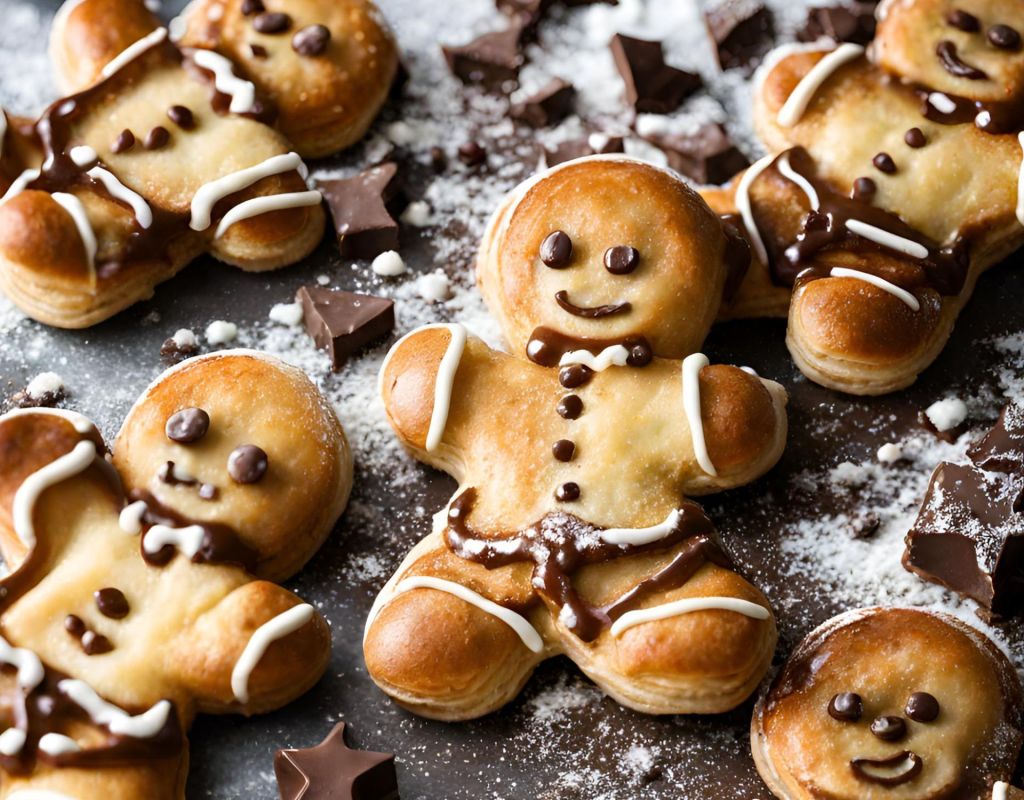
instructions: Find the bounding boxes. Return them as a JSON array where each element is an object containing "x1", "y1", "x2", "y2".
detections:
[
  {"x1": 0, "y1": 350, "x2": 352, "y2": 797},
  {"x1": 364, "y1": 156, "x2": 787, "y2": 721},
  {"x1": 0, "y1": 0, "x2": 398, "y2": 329},
  {"x1": 702, "y1": 0, "x2": 1024, "y2": 394},
  {"x1": 752, "y1": 607, "x2": 1024, "y2": 800}
]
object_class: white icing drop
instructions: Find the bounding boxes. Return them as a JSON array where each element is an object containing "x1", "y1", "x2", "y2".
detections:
[
  {"x1": 0, "y1": 728, "x2": 26, "y2": 756},
  {"x1": 734, "y1": 153, "x2": 775, "y2": 266},
  {"x1": 776, "y1": 151, "x2": 819, "y2": 210},
  {"x1": 214, "y1": 190, "x2": 322, "y2": 238},
  {"x1": 38, "y1": 733, "x2": 81, "y2": 756},
  {"x1": 876, "y1": 443, "x2": 903, "y2": 464},
  {"x1": 610, "y1": 596, "x2": 770, "y2": 637},
  {"x1": 600, "y1": 509, "x2": 682, "y2": 546},
  {"x1": 928, "y1": 92, "x2": 957, "y2": 115},
  {"x1": 417, "y1": 270, "x2": 451, "y2": 302},
  {"x1": 777, "y1": 43, "x2": 865, "y2": 127},
  {"x1": 100, "y1": 27, "x2": 168, "y2": 79},
  {"x1": 51, "y1": 192, "x2": 97, "y2": 281},
  {"x1": 1016, "y1": 132, "x2": 1024, "y2": 227},
  {"x1": 230, "y1": 604, "x2": 315, "y2": 704},
  {"x1": 68, "y1": 145, "x2": 97, "y2": 167},
  {"x1": 25, "y1": 372, "x2": 64, "y2": 400},
  {"x1": 682, "y1": 353, "x2": 717, "y2": 477},
  {"x1": 189, "y1": 152, "x2": 306, "y2": 231},
  {"x1": 119, "y1": 500, "x2": 148, "y2": 535},
  {"x1": 558, "y1": 345, "x2": 630, "y2": 371},
  {"x1": 87, "y1": 166, "x2": 153, "y2": 229},
  {"x1": 0, "y1": 168, "x2": 41, "y2": 204},
  {"x1": 829, "y1": 267, "x2": 921, "y2": 311},
  {"x1": 58, "y1": 680, "x2": 171, "y2": 739},
  {"x1": 205, "y1": 320, "x2": 238, "y2": 345},
  {"x1": 13, "y1": 440, "x2": 97, "y2": 548},
  {"x1": 190, "y1": 49, "x2": 257, "y2": 114},
  {"x1": 924, "y1": 397, "x2": 968, "y2": 432},
  {"x1": 142, "y1": 524, "x2": 206, "y2": 559},
  {"x1": 993, "y1": 781, "x2": 1009, "y2": 800},
  {"x1": 371, "y1": 250, "x2": 407, "y2": 277},
  {"x1": 269, "y1": 302, "x2": 304, "y2": 327},
  {"x1": 843, "y1": 219, "x2": 929, "y2": 260},
  {"x1": 400, "y1": 200, "x2": 434, "y2": 227}
]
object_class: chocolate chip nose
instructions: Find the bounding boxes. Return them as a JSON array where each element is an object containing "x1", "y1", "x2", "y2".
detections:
[{"x1": 870, "y1": 715, "x2": 907, "y2": 742}]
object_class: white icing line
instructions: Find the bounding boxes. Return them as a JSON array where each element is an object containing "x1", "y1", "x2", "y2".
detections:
[
  {"x1": 38, "y1": 733, "x2": 81, "y2": 756},
  {"x1": 610, "y1": 597, "x2": 770, "y2": 637},
  {"x1": 58, "y1": 680, "x2": 171, "y2": 738},
  {"x1": 829, "y1": 267, "x2": 921, "y2": 311},
  {"x1": 7, "y1": 792, "x2": 79, "y2": 800},
  {"x1": 230, "y1": 604, "x2": 315, "y2": 704},
  {"x1": 1017, "y1": 132, "x2": 1024, "y2": 227},
  {"x1": 87, "y1": 167, "x2": 153, "y2": 229},
  {"x1": 682, "y1": 353, "x2": 717, "y2": 477},
  {"x1": 100, "y1": 27, "x2": 167, "y2": 79},
  {"x1": 51, "y1": 193, "x2": 97, "y2": 282},
  {"x1": 559, "y1": 345, "x2": 630, "y2": 371},
  {"x1": 1, "y1": 168, "x2": 41, "y2": 204},
  {"x1": 734, "y1": 154, "x2": 775, "y2": 266},
  {"x1": 189, "y1": 152, "x2": 306, "y2": 231},
  {"x1": 68, "y1": 146, "x2": 97, "y2": 167},
  {"x1": 426, "y1": 323, "x2": 468, "y2": 452},
  {"x1": 119, "y1": 500, "x2": 148, "y2": 535},
  {"x1": 777, "y1": 43, "x2": 864, "y2": 127},
  {"x1": 392, "y1": 576, "x2": 543, "y2": 653},
  {"x1": 776, "y1": 151, "x2": 819, "y2": 210},
  {"x1": 12, "y1": 440, "x2": 97, "y2": 548},
  {"x1": 1, "y1": 407, "x2": 94, "y2": 434},
  {"x1": 600, "y1": 509, "x2": 682, "y2": 546},
  {"x1": 191, "y1": 49, "x2": 256, "y2": 114},
  {"x1": 993, "y1": 781, "x2": 1009, "y2": 800},
  {"x1": 0, "y1": 107, "x2": 7, "y2": 160},
  {"x1": 214, "y1": 190, "x2": 321, "y2": 238},
  {"x1": 0, "y1": 635, "x2": 44, "y2": 692},
  {"x1": 142, "y1": 524, "x2": 206, "y2": 559},
  {"x1": 0, "y1": 728, "x2": 26, "y2": 756},
  {"x1": 843, "y1": 218, "x2": 929, "y2": 259}
]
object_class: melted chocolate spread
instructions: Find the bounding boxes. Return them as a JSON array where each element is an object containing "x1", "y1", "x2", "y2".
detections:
[
  {"x1": 443, "y1": 488, "x2": 729, "y2": 642},
  {"x1": 918, "y1": 87, "x2": 1024, "y2": 135},
  {"x1": 526, "y1": 326, "x2": 653, "y2": 368}
]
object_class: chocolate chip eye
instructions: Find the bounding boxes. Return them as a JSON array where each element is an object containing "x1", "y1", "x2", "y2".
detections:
[
  {"x1": 165, "y1": 408, "x2": 210, "y2": 443},
  {"x1": 604, "y1": 245, "x2": 639, "y2": 275},
  {"x1": 947, "y1": 9, "x2": 980, "y2": 32},
  {"x1": 905, "y1": 691, "x2": 940, "y2": 722},
  {"x1": 828, "y1": 692, "x2": 863, "y2": 722},
  {"x1": 540, "y1": 230, "x2": 573, "y2": 268},
  {"x1": 988, "y1": 24, "x2": 1022, "y2": 50},
  {"x1": 228, "y1": 445, "x2": 268, "y2": 484}
]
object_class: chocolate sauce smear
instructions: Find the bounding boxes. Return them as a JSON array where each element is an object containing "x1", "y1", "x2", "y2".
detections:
[{"x1": 527, "y1": 326, "x2": 653, "y2": 368}]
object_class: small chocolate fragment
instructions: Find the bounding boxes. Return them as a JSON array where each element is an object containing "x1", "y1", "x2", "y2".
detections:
[
  {"x1": 95, "y1": 587, "x2": 130, "y2": 619},
  {"x1": 968, "y1": 403, "x2": 1024, "y2": 472},
  {"x1": 872, "y1": 152, "x2": 896, "y2": 174},
  {"x1": 989, "y1": 24, "x2": 1022, "y2": 51},
  {"x1": 241, "y1": 0, "x2": 264, "y2": 15},
  {"x1": 540, "y1": 230, "x2": 572, "y2": 268},
  {"x1": 442, "y1": 19, "x2": 526, "y2": 91},
  {"x1": 429, "y1": 146, "x2": 448, "y2": 171},
  {"x1": 904, "y1": 127, "x2": 926, "y2": 148},
  {"x1": 111, "y1": 129, "x2": 135, "y2": 153},
  {"x1": 543, "y1": 134, "x2": 624, "y2": 167},
  {"x1": 457, "y1": 140, "x2": 487, "y2": 167},
  {"x1": 557, "y1": 394, "x2": 583, "y2": 420},
  {"x1": 160, "y1": 335, "x2": 199, "y2": 365},
  {"x1": 250, "y1": 42, "x2": 269, "y2": 59},
  {"x1": 905, "y1": 692, "x2": 939, "y2": 722},
  {"x1": 828, "y1": 692, "x2": 863, "y2": 721},
  {"x1": 144, "y1": 126, "x2": 170, "y2": 150},
  {"x1": 555, "y1": 482, "x2": 581, "y2": 502},
  {"x1": 317, "y1": 163, "x2": 404, "y2": 260},
  {"x1": 851, "y1": 176, "x2": 876, "y2": 201},
  {"x1": 165, "y1": 407, "x2": 210, "y2": 443},
  {"x1": 292, "y1": 24, "x2": 331, "y2": 56},
  {"x1": 228, "y1": 444, "x2": 268, "y2": 484},
  {"x1": 798, "y1": 3, "x2": 877, "y2": 45},
  {"x1": 848, "y1": 513, "x2": 880, "y2": 540},
  {"x1": 253, "y1": 11, "x2": 292, "y2": 34},
  {"x1": 9, "y1": 383, "x2": 65, "y2": 410},
  {"x1": 639, "y1": 121, "x2": 749, "y2": 185},
  {"x1": 704, "y1": 0, "x2": 775, "y2": 71},
  {"x1": 296, "y1": 286, "x2": 395, "y2": 371},
  {"x1": 552, "y1": 440, "x2": 575, "y2": 462},
  {"x1": 947, "y1": 9, "x2": 980, "y2": 32},
  {"x1": 510, "y1": 78, "x2": 575, "y2": 127},
  {"x1": 609, "y1": 34, "x2": 701, "y2": 114},
  {"x1": 167, "y1": 105, "x2": 195, "y2": 130},
  {"x1": 275, "y1": 723, "x2": 398, "y2": 800}
]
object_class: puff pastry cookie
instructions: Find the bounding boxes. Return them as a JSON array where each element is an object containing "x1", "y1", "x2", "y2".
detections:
[
  {"x1": 0, "y1": 350, "x2": 352, "y2": 798},
  {"x1": 364, "y1": 156, "x2": 785, "y2": 721}
]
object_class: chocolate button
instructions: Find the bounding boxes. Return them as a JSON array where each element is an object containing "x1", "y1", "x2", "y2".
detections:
[
  {"x1": 904, "y1": 128, "x2": 926, "y2": 148},
  {"x1": 95, "y1": 587, "x2": 130, "y2": 619},
  {"x1": 165, "y1": 408, "x2": 210, "y2": 443},
  {"x1": 828, "y1": 692, "x2": 863, "y2": 722},
  {"x1": 555, "y1": 482, "x2": 580, "y2": 502},
  {"x1": 540, "y1": 231, "x2": 573, "y2": 268},
  {"x1": 989, "y1": 24, "x2": 1022, "y2": 50},
  {"x1": 64, "y1": 614, "x2": 86, "y2": 637},
  {"x1": 947, "y1": 9, "x2": 979, "y2": 32},
  {"x1": 870, "y1": 716, "x2": 907, "y2": 741},
  {"x1": 852, "y1": 176, "x2": 876, "y2": 201},
  {"x1": 111, "y1": 129, "x2": 135, "y2": 153},
  {"x1": 905, "y1": 692, "x2": 940, "y2": 722},
  {"x1": 872, "y1": 152, "x2": 896, "y2": 174},
  {"x1": 552, "y1": 440, "x2": 575, "y2": 462},
  {"x1": 604, "y1": 245, "x2": 639, "y2": 275},
  {"x1": 558, "y1": 364, "x2": 592, "y2": 389},
  {"x1": 241, "y1": 0, "x2": 264, "y2": 14},
  {"x1": 292, "y1": 24, "x2": 331, "y2": 56},
  {"x1": 228, "y1": 444, "x2": 269, "y2": 484},
  {"x1": 167, "y1": 105, "x2": 195, "y2": 130},
  {"x1": 144, "y1": 126, "x2": 170, "y2": 150},
  {"x1": 254, "y1": 12, "x2": 292, "y2": 34},
  {"x1": 557, "y1": 394, "x2": 583, "y2": 420}
]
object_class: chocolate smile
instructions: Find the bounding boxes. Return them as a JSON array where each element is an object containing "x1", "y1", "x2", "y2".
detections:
[
  {"x1": 850, "y1": 751, "x2": 923, "y2": 786},
  {"x1": 554, "y1": 290, "x2": 631, "y2": 318}
]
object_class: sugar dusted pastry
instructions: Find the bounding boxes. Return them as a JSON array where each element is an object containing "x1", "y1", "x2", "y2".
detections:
[
  {"x1": 752, "y1": 607, "x2": 1024, "y2": 800},
  {"x1": 364, "y1": 156, "x2": 785, "y2": 721},
  {"x1": 0, "y1": 350, "x2": 351, "y2": 798}
]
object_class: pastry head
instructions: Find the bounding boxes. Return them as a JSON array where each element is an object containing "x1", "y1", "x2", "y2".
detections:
[
  {"x1": 752, "y1": 607, "x2": 1024, "y2": 799},
  {"x1": 477, "y1": 156, "x2": 749, "y2": 361}
]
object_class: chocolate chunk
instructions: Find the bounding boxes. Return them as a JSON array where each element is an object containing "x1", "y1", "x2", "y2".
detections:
[
  {"x1": 989, "y1": 24, "x2": 1022, "y2": 51},
  {"x1": 798, "y1": 3, "x2": 877, "y2": 46},
  {"x1": 165, "y1": 407, "x2": 210, "y2": 444},
  {"x1": 253, "y1": 11, "x2": 292, "y2": 34},
  {"x1": 947, "y1": 9, "x2": 980, "y2": 32},
  {"x1": 872, "y1": 152, "x2": 896, "y2": 174},
  {"x1": 167, "y1": 105, "x2": 195, "y2": 130},
  {"x1": 160, "y1": 335, "x2": 199, "y2": 365},
  {"x1": 228, "y1": 445, "x2": 268, "y2": 484},
  {"x1": 297, "y1": 286, "x2": 395, "y2": 371},
  {"x1": 144, "y1": 126, "x2": 170, "y2": 150},
  {"x1": 639, "y1": 121, "x2": 749, "y2": 185},
  {"x1": 969, "y1": 403, "x2": 1024, "y2": 472},
  {"x1": 241, "y1": 0, "x2": 264, "y2": 15},
  {"x1": 552, "y1": 439, "x2": 575, "y2": 462},
  {"x1": 609, "y1": 34, "x2": 701, "y2": 114},
  {"x1": 111, "y1": 129, "x2": 135, "y2": 153},
  {"x1": 275, "y1": 723, "x2": 398, "y2": 800},
  {"x1": 95, "y1": 588, "x2": 130, "y2": 619},
  {"x1": 457, "y1": 140, "x2": 487, "y2": 167},
  {"x1": 543, "y1": 134, "x2": 624, "y2": 167},
  {"x1": 510, "y1": 78, "x2": 575, "y2": 127},
  {"x1": 904, "y1": 127, "x2": 926, "y2": 148},
  {"x1": 540, "y1": 230, "x2": 573, "y2": 268},
  {"x1": 704, "y1": 0, "x2": 775, "y2": 71},
  {"x1": 443, "y1": 19, "x2": 526, "y2": 91},
  {"x1": 555, "y1": 481, "x2": 581, "y2": 502},
  {"x1": 293, "y1": 24, "x2": 331, "y2": 56},
  {"x1": 317, "y1": 163, "x2": 404, "y2": 260}
]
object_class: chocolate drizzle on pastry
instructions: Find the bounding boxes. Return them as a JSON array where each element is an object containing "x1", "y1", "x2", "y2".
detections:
[
  {"x1": 935, "y1": 40, "x2": 988, "y2": 80},
  {"x1": 526, "y1": 326, "x2": 653, "y2": 368},
  {"x1": 918, "y1": 87, "x2": 1024, "y2": 134},
  {"x1": 553, "y1": 291, "x2": 630, "y2": 318},
  {"x1": 444, "y1": 488, "x2": 727, "y2": 641}
]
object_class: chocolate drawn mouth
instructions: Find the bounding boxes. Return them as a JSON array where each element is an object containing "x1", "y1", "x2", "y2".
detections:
[
  {"x1": 554, "y1": 290, "x2": 631, "y2": 318},
  {"x1": 850, "y1": 751, "x2": 923, "y2": 786}
]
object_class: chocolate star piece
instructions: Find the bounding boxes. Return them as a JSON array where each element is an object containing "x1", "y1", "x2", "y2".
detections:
[
  {"x1": 318, "y1": 163, "x2": 404, "y2": 260},
  {"x1": 297, "y1": 287, "x2": 395, "y2": 371},
  {"x1": 543, "y1": 134, "x2": 624, "y2": 167},
  {"x1": 704, "y1": 0, "x2": 775, "y2": 71},
  {"x1": 275, "y1": 722, "x2": 399, "y2": 800},
  {"x1": 797, "y1": 3, "x2": 878, "y2": 46},
  {"x1": 510, "y1": 78, "x2": 576, "y2": 127},
  {"x1": 442, "y1": 19, "x2": 527, "y2": 91},
  {"x1": 638, "y1": 121, "x2": 749, "y2": 185},
  {"x1": 609, "y1": 34, "x2": 702, "y2": 114}
]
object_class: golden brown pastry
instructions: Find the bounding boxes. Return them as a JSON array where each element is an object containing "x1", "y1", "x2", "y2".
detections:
[
  {"x1": 0, "y1": 0, "x2": 398, "y2": 329},
  {"x1": 704, "y1": 0, "x2": 1024, "y2": 394},
  {"x1": 0, "y1": 350, "x2": 352, "y2": 798},
  {"x1": 752, "y1": 607, "x2": 1024, "y2": 800},
  {"x1": 364, "y1": 157, "x2": 785, "y2": 721}
]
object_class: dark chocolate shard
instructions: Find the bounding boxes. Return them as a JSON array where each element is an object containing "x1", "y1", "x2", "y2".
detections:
[
  {"x1": 797, "y1": 3, "x2": 878, "y2": 46},
  {"x1": 543, "y1": 134, "x2": 624, "y2": 167},
  {"x1": 638, "y1": 121, "x2": 749, "y2": 185},
  {"x1": 297, "y1": 287, "x2": 395, "y2": 371},
  {"x1": 275, "y1": 722, "x2": 399, "y2": 800},
  {"x1": 969, "y1": 404, "x2": 1024, "y2": 473},
  {"x1": 442, "y1": 19, "x2": 526, "y2": 91},
  {"x1": 317, "y1": 163, "x2": 404, "y2": 260},
  {"x1": 609, "y1": 34, "x2": 702, "y2": 114},
  {"x1": 704, "y1": 0, "x2": 775, "y2": 71},
  {"x1": 510, "y1": 78, "x2": 576, "y2": 127}
]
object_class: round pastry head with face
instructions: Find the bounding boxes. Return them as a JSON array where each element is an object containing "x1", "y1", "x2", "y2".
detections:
[
  {"x1": 477, "y1": 156, "x2": 749, "y2": 363},
  {"x1": 112, "y1": 350, "x2": 352, "y2": 582},
  {"x1": 752, "y1": 607, "x2": 1024, "y2": 800}
]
